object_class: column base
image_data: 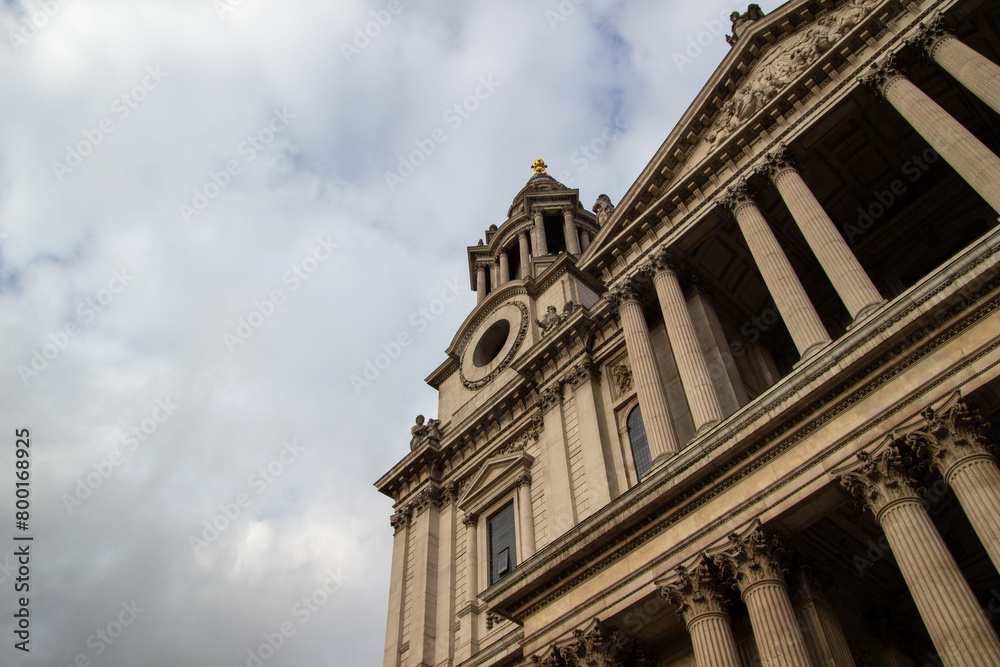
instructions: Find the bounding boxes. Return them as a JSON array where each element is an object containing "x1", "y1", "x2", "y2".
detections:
[
  {"x1": 848, "y1": 299, "x2": 887, "y2": 329},
  {"x1": 793, "y1": 339, "x2": 831, "y2": 368}
]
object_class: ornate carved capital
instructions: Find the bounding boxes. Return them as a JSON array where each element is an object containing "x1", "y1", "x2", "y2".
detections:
[
  {"x1": 558, "y1": 622, "x2": 638, "y2": 667},
  {"x1": 908, "y1": 397, "x2": 995, "y2": 480},
  {"x1": 837, "y1": 439, "x2": 923, "y2": 522},
  {"x1": 514, "y1": 473, "x2": 533, "y2": 488},
  {"x1": 535, "y1": 383, "x2": 563, "y2": 413},
  {"x1": 390, "y1": 504, "x2": 414, "y2": 532},
  {"x1": 717, "y1": 180, "x2": 757, "y2": 216},
  {"x1": 565, "y1": 356, "x2": 601, "y2": 387},
  {"x1": 411, "y1": 486, "x2": 445, "y2": 515},
  {"x1": 860, "y1": 54, "x2": 907, "y2": 98},
  {"x1": 641, "y1": 248, "x2": 683, "y2": 278},
  {"x1": 713, "y1": 524, "x2": 788, "y2": 592},
  {"x1": 909, "y1": 12, "x2": 953, "y2": 60},
  {"x1": 461, "y1": 512, "x2": 479, "y2": 528},
  {"x1": 605, "y1": 279, "x2": 643, "y2": 312},
  {"x1": 660, "y1": 557, "x2": 730, "y2": 626},
  {"x1": 760, "y1": 144, "x2": 800, "y2": 181}
]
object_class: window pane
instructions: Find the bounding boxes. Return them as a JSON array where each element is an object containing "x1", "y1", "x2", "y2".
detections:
[
  {"x1": 488, "y1": 502, "x2": 517, "y2": 585},
  {"x1": 627, "y1": 406, "x2": 652, "y2": 481}
]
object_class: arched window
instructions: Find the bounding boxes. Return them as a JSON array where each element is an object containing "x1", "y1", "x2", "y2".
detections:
[{"x1": 627, "y1": 405, "x2": 652, "y2": 482}]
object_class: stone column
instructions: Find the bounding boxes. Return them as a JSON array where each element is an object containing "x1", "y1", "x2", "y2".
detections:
[
  {"x1": 499, "y1": 252, "x2": 510, "y2": 285},
  {"x1": 714, "y1": 525, "x2": 813, "y2": 667},
  {"x1": 476, "y1": 265, "x2": 486, "y2": 303},
  {"x1": 532, "y1": 210, "x2": 549, "y2": 257},
  {"x1": 722, "y1": 185, "x2": 831, "y2": 361},
  {"x1": 407, "y1": 488, "x2": 443, "y2": 667},
  {"x1": 661, "y1": 559, "x2": 741, "y2": 667},
  {"x1": 793, "y1": 568, "x2": 856, "y2": 667},
  {"x1": 645, "y1": 251, "x2": 723, "y2": 434},
  {"x1": 865, "y1": 57, "x2": 1000, "y2": 216},
  {"x1": 764, "y1": 150, "x2": 883, "y2": 323},
  {"x1": 516, "y1": 474, "x2": 535, "y2": 559},
  {"x1": 909, "y1": 398, "x2": 1000, "y2": 575},
  {"x1": 518, "y1": 231, "x2": 531, "y2": 279},
  {"x1": 917, "y1": 17, "x2": 1000, "y2": 116},
  {"x1": 838, "y1": 441, "x2": 1000, "y2": 665},
  {"x1": 607, "y1": 280, "x2": 680, "y2": 463},
  {"x1": 562, "y1": 206, "x2": 581, "y2": 255},
  {"x1": 580, "y1": 228, "x2": 591, "y2": 251}
]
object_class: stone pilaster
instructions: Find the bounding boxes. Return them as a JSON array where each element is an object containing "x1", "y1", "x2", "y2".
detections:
[
  {"x1": 763, "y1": 148, "x2": 883, "y2": 323},
  {"x1": 792, "y1": 568, "x2": 856, "y2": 667},
  {"x1": 607, "y1": 280, "x2": 680, "y2": 464},
  {"x1": 661, "y1": 559, "x2": 741, "y2": 667},
  {"x1": 908, "y1": 396, "x2": 1000, "y2": 575},
  {"x1": 458, "y1": 513, "x2": 479, "y2": 660},
  {"x1": 407, "y1": 487, "x2": 444, "y2": 667},
  {"x1": 714, "y1": 524, "x2": 812, "y2": 667},
  {"x1": 515, "y1": 473, "x2": 536, "y2": 559},
  {"x1": 563, "y1": 206, "x2": 581, "y2": 255},
  {"x1": 915, "y1": 15, "x2": 1000, "y2": 116},
  {"x1": 838, "y1": 440, "x2": 1000, "y2": 665},
  {"x1": 864, "y1": 55, "x2": 1000, "y2": 215},
  {"x1": 644, "y1": 251, "x2": 724, "y2": 435},
  {"x1": 565, "y1": 357, "x2": 613, "y2": 513},
  {"x1": 384, "y1": 506, "x2": 412, "y2": 667},
  {"x1": 721, "y1": 184, "x2": 830, "y2": 361}
]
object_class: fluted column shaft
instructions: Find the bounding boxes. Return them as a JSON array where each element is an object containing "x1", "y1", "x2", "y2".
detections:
[
  {"x1": 878, "y1": 70, "x2": 1000, "y2": 215},
  {"x1": 730, "y1": 198, "x2": 831, "y2": 360},
  {"x1": 532, "y1": 211, "x2": 549, "y2": 256},
  {"x1": 615, "y1": 291, "x2": 679, "y2": 461},
  {"x1": 476, "y1": 265, "x2": 486, "y2": 303},
  {"x1": 518, "y1": 231, "x2": 531, "y2": 279},
  {"x1": 949, "y1": 458, "x2": 1000, "y2": 572},
  {"x1": 880, "y1": 498, "x2": 1000, "y2": 665},
  {"x1": 580, "y1": 228, "x2": 591, "y2": 251},
  {"x1": 928, "y1": 33, "x2": 1000, "y2": 116},
  {"x1": 499, "y1": 252, "x2": 510, "y2": 284},
  {"x1": 742, "y1": 580, "x2": 813, "y2": 667},
  {"x1": 651, "y1": 265, "x2": 723, "y2": 433},
  {"x1": 840, "y1": 443, "x2": 1000, "y2": 666},
  {"x1": 516, "y1": 478, "x2": 535, "y2": 558},
  {"x1": 770, "y1": 165, "x2": 883, "y2": 321},
  {"x1": 563, "y1": 208, "x2": 581, "y2": 255},
  {"x1": 688, "y1": 614, "x2": 742, "y2": 667}
]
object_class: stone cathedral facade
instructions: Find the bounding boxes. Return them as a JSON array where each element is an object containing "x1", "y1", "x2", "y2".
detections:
[{"x1": 375, "y1": 0, "x2": 1000, "y2": 665}]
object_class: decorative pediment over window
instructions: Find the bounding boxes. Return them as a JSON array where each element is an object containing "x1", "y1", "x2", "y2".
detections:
[{"x1": 457, "y1": 451, "x2": 534, "y2": 516}]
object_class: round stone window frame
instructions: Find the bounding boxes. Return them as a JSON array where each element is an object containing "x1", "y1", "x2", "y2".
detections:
[{"x1": 459, "y1": 301, "x2": 529, "y2": 389}]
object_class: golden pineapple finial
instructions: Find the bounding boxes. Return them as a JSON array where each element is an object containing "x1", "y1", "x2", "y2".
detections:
[{"x1": 531, "y1": 158, "x2": 548, "y2": 175}]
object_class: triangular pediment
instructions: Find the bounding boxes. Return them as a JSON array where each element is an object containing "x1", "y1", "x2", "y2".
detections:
[
  {"x1": 458, "y1": 450, "x2": 534, "y2": 515},
  {"x1": 583, "y1": 0, "x2": 887, "y2": 265}
]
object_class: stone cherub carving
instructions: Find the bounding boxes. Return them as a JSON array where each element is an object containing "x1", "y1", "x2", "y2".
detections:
[
  {"x1": 535, "y1": 302, "x2": 576, "y2": 336},
  {"x1": 593, "y1": 194, "x2": 614, "y2": 227},
  {"x1": 409, "y1": 415, "x2": 442, "y2": 450}
]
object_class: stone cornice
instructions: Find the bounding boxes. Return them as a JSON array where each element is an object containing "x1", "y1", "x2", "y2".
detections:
[{"x1": 480, "y1": 224, "x2": 1000, "y2": 624}]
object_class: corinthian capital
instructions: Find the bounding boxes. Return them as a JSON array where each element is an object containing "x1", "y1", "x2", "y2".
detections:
[
  {"x1": 836, "y1": 438, "x2": 923, "y2": 521},
  {"x1": 907, "y1": 394, "x2": 995, "y2": 479},
  {"x1": 713, "y1": 522, "x2": 788, "y2": 592},
  {"x1": 604, "y1": 279, "x2": 643, "y2": 312},
  {"x1": 660, "y1": 557, "x2": 730, "y2": 625},
  {"x1": 717, "y1": 179, "x2": 756, "y2": 214},
  {"x1": 760, "y1": 144, "x2": 800, "y2": 180},
  {"x1": 860, "y1": 53, "x2": 906, "y2": 98}
]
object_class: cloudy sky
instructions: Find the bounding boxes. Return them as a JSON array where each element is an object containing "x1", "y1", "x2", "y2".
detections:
[{"x1": 0, "y1": 0, "x2": 784, "y2": 665}]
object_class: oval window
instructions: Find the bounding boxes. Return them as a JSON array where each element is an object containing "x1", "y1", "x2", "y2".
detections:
[{"x1": 473, "y1": 320, "x2": 511, "y2": 368}]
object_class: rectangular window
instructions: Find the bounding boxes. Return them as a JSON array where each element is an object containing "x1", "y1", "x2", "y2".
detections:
[{"x1": 488, "y1": 501, "x2": 517, "y2": 585}]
